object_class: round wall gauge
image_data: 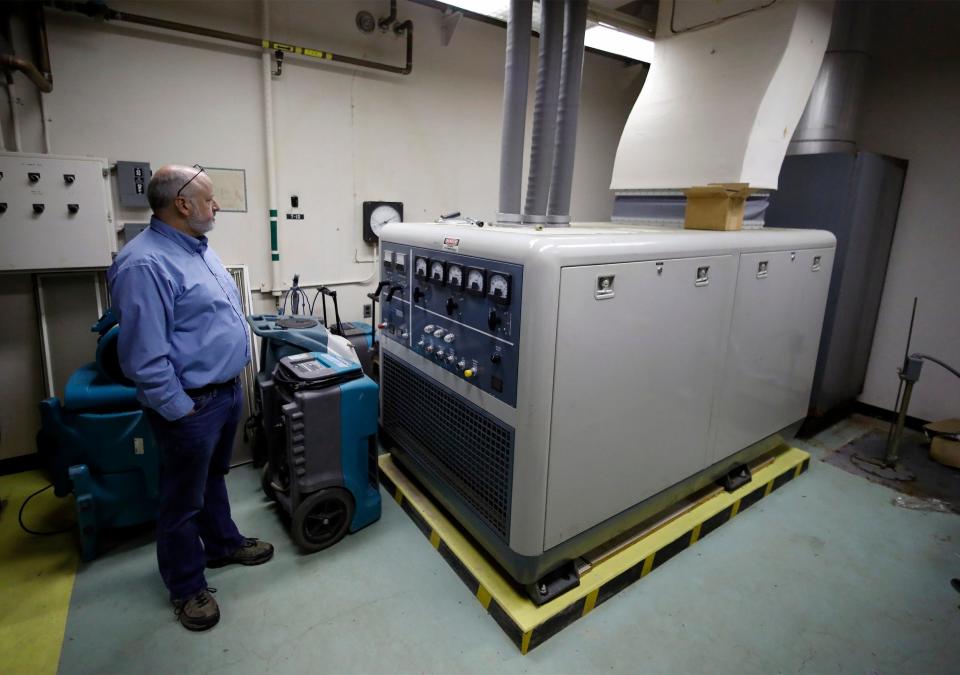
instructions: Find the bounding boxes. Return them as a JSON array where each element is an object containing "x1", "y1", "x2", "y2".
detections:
[{"x1": 362, "y1": 201, "x2": 404, "y2": 243}]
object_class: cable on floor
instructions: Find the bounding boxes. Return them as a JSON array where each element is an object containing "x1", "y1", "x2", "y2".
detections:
[{"x1": 18, "y1": 483, "x2": 75, "y2": 536}]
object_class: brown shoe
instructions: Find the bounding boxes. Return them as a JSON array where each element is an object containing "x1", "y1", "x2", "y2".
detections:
[
  {"x1": 173, "y1": 588, "x2": 219, "y2": 631},
  {"x1": 206, "y1": 537, "x2": 274, "y2": 569}
]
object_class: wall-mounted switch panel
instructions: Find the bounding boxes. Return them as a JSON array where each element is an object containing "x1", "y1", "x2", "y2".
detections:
[
  {"x1": 115, "y1": 161, "x2": 152, "y2": 208},
  {"x1": 0, "y1": 152, "x2": 114, "y2": 271}
]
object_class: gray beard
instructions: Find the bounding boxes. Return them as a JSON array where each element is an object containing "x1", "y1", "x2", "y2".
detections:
[{"x1": 188, "y1": 216, "x2": 215, "y2": 235}]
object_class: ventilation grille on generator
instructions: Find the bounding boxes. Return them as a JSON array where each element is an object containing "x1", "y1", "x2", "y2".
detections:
[{"x1": 382, "y1": 354, "x2": 514, "y2": 540}]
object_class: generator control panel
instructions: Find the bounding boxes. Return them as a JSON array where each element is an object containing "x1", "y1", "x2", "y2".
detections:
[{"x1": 379, "y1": 243, "x2": 523, "y2": 407}]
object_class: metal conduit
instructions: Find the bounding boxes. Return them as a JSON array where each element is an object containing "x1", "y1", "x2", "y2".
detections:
[
  {"x1": 46, "y1": 1, "x2": 414, "y2": 76},
  {"x1": 1, "y1": 2, "x2": 53, "y2": 93}
]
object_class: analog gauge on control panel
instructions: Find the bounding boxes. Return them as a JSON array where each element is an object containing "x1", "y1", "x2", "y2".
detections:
[
  {"x1": 466, "y1": 268, "x2": 485, "y2": 295},
  {"x1": 447, "y1": 264, "x2": 464, "y2": 290},
  {"x1": 383, "y1": 249, "x2": 393, "y2": 271},
  {"x1": 394, "y1": 252, "x2": 406, "y2": 273},
  {"x1": 415, "y1": 256, "x2": 429, "y2": 279},
  {"x1": 430, "y1": 260, "x2": 446, "y2": 284},
  {"x1": 488, "y1": 272, "x2": 511, "y2": 304}
]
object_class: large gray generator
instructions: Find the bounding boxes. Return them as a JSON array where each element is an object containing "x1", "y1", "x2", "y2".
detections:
[{"x1": 378, "y1": 223, "x2": 834, "y2": 601}]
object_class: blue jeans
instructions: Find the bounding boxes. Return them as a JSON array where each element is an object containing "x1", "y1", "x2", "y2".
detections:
[{"x1": 146, "y1": 379, "x2": 246, "y2": 601}]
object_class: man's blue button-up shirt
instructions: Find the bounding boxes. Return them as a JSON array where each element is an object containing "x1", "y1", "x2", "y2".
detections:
[{"x1": 107, "y1": 216, "x2": 250, "y2": 421}]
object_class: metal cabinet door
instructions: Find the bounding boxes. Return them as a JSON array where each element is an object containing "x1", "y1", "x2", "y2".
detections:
[
  {"x1": 709, "y1": 247, "x2": 835, "y2": 462},
  {"x1": 544, "y1": 255, "x2": 736, "y2": 549}
]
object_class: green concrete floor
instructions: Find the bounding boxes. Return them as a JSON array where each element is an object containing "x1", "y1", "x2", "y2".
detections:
[{"x1": 57, "y1": 415, "x2": 960, "y2": 673}]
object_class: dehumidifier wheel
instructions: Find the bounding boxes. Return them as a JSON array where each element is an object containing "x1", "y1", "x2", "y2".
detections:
[
  {"x1": 260, "y1": 462, "x2": 276, "y2": 501},
  {"x1": 292, "y1": 487, "x2": 355, "y2": 552}
]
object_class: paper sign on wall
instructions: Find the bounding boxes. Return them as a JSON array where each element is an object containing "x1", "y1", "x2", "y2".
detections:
[{"x1": 206, "y1": 167, "x2": 247, "y2": 212}]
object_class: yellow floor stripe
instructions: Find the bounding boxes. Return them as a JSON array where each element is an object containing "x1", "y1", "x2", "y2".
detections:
[
  {"x1": 690, "y1": 523, "x2": 703, "y2": 545},
  {"x1": 640, "y1": 554, "x2": 654, "y2": 578},
  {"x1": 476, "y1": 585, "x2": 492, "y2": 610},
  {"x1": 0, "y1": 470, "x2": 78, "y2": 675},
  {"x1": 429, "y1": 530, "x2": 441, "y2": 549},
  {"x1": 582, "y1": 589, "x2": 599, "y2": 617}
]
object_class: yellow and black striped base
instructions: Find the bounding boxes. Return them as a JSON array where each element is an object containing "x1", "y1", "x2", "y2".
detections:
[{"x1": 379, "y1": 447, "x2": 811, "y2": 654}]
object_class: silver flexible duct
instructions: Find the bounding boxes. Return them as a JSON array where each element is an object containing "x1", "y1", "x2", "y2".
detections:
[
  {"x1": 522, "y1": 0, "x2": 564, "y2": 224},
  {"x1": 546, "y1": 0, "x2": 587, "y2": 226},
  {"x1": 497, "y1": 0, "x2": 533, "y2": 224}
]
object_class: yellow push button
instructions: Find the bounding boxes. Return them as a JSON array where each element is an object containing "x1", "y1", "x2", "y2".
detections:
[{"x1": 464, "y1": 369, "x2": 475, "y2": 378}]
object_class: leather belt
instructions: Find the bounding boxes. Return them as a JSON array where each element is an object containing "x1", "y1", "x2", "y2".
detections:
[{"x1": 184, "y1": 376, "x2": 238, "y2": 398}]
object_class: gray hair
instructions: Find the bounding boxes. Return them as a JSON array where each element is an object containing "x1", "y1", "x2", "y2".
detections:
[{"x1": 147, "y1": 165, "x2": 202, "y2": 212}]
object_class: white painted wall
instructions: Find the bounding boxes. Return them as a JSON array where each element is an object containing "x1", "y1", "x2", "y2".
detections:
[
  {"x1": 0, "y1": 0, "x2": 643, "y2": 459},
  {"x1": 857, "y1": 2, "x2": 960, "y2": 422}
]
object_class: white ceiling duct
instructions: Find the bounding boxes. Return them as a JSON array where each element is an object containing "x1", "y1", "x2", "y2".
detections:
[{"x1": 611, "y1": 0, "x2": 833, "y2": 191}]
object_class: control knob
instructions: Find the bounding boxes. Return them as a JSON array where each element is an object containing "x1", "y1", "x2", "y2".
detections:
[
  {"x1": 443, "y1": 333, "x2": 455, "y2": 343},
  {"x1": 425, "y1": 345, "x2": 435, "y2": 355},
  {"x1": 424, "y1": 324, "x2": 435, "y2": 334},
  {"x1": 433, "y1": 328, "x2": 446, "y2": 338}
]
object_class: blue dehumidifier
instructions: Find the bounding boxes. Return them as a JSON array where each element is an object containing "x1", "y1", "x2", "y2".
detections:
[{"x1": 261, "y1": 351, "x2": 381, "y2": 551}]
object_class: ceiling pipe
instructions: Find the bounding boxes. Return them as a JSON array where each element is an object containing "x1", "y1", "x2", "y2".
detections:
[
  {"x1": 379, "y1": 0, "x2": 398, "y2": 32},
  {"x1": 46, "y1": 0, "x2": 414, "y2": 76},
  {"x1": 0, "y1": 2, "x2": 53, "y2": 93},
  {"x1": 496, "y1": 0, "x2": 533, "y2": 225},
  {"x1": 522, "y1": 0, "x2": 564, "y2": 225},
  {"x1": 546, "y1": 0, "x2": 588, "y2": 227}
]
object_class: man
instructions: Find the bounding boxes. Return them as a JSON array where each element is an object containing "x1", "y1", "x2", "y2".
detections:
[{"x1": 108, "y1": 164, "x2": 274, "y2": 631}]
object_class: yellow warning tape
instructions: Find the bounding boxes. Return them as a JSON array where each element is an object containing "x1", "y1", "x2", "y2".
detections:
[
  {"x1": 521, "y1": 631, "x2": 532, "y2": 654},
  {"x1": 640, "y1": 554, "x2": 654, "y2": 578},
  {"x1": 476, "y1": 586, "x2": 493, "y2": 610},
  {"x1": 690, "y1": 522, "x2": 703, "y2": 545},
  {"x1": 260, "y1": 42, "x2": 334, "y2": 60},
  {"x1": 429, "y1": 530, "x2": 441, "y2": 550},
  {"x1": 581, "y1": 589, "x2": 599, "y2": 617}
]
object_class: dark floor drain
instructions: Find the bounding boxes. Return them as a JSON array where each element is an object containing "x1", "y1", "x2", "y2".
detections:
[{"x1": 824, "y1": 429, "x2": 960, "y2": 513}]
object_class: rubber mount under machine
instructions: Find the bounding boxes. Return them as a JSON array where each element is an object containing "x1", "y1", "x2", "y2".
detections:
[
  {"x1": 525, "y1": 561, "x2": 581, "y2": 606},
  {"x1": 719, "y1": 464, "x2": 752, "y2": 492}
]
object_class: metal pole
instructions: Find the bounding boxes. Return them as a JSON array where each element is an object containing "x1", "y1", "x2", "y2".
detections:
[{"x1": 885, "y1": 379, "x2": 914, "y2": 466}]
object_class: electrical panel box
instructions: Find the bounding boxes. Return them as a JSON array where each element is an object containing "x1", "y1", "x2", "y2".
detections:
[
  {"x1": 0, "y1": 152, "x2": 114, "y2": 271},
  {"x1": 115, "y1": 161, "x2": 152, "y2": 208}
]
